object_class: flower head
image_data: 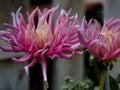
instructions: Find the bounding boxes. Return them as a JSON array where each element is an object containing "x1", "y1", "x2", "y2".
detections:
[
  {"x1": 78, "y1": 17, "x2": 120, "y2": 61},
  {"x1": 0, "y1": 5, "x2": 82, "y2": 83}
]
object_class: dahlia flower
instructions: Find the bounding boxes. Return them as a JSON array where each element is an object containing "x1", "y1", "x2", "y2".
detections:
[
  {"x1": 78, "y1": 17, "x2": 120, "y2": 61},
  {"x1": 0, "y1": 5, "x2": 81, "y2": 83}
]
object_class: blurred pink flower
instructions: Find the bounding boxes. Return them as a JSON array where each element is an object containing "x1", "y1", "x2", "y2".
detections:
[
  {"x1": 78, "y1": 17, "x2": 120, "y2": 60},
  {"x1": 0, "y1": 5, "x2": 82, "y2": 82}
]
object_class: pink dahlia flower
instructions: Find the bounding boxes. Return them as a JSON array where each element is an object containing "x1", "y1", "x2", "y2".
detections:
[
  {"x1": 0, "y1": 5, "x2": 82, "y2": 82},
  {"x1": 78, "y1": 17, "x2": 120, "y2": 60}
]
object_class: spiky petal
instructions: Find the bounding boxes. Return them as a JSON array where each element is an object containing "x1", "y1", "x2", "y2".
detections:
[
  {"x1": 78, "y1": 17, "x2": 120, "y2": 60},
  {"x1": 0, "y1": 5, "x2": 82, "y2": 83}
]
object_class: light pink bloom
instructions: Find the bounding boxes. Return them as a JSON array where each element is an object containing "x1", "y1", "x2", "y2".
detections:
[
  {"x1": 78, "y1": 17, "x2": 120, "y2": 60},
  {"x1": 0, "y1": 5, "x2": 82, "y2": 83}
]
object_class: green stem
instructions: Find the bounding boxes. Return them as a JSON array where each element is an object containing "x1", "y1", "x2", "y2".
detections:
[
  {"x1": 99, "y1": 68, "x2": 107, "y2": 90},
  {"x1": 43, "y1": 81, "x2": 47, "y2": 90}
]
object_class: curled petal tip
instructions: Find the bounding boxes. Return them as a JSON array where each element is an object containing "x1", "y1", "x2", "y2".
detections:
[
  {"x1": 83, "y1": 16, "x2": 86, "y2": 20},
  {"x1": 17, "y1": 6, "x2": 22, "y2": 13},
  {"x1": 75, "y1": 51, "x2": 83, "y2": 55},
  {"x1": 51, "y1": 54, "x2": 60, "y2": 60},
  {"x1": 12, "y1": 57, "x2": 21, "y2": 63},
  {"x1": 56, "y1": 4, "x2": 59, "y2": 8},
  {"x1": 24, "y1": 66, "x2": 29, "y2": 74},
  {"x1": 75, "y1": 13, "x2": 78, "y2": 19},
  {"x1": 71, "y1": 43, "x2": 80, "y2": 50}
]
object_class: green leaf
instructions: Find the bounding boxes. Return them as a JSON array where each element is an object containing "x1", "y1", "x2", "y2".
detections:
[{"x1": 109, "y1": 75, "x2": 118, "y2": 90}]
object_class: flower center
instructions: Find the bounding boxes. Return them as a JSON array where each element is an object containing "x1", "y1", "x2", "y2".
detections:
[
  {"x1": 34, "y1": 21, "x2": 49, "y2": 48},
  {"x1": 35, "y1": 20, "x2": 54, "y2": 48},
  {"x1": 101, "y1": 30, "x2": 113, "y2": 52},
  {"x1": 26, "y1": 20, "x2": 54, "y2": 49}
]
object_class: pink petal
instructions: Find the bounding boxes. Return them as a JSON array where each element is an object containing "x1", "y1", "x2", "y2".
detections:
[
  {"x1": 24, "y1": 58, "x2": 38, "y2": 74},
  {"x1": 59, "y1": 52, "x2": 75, "y2": 59},
  {"x1": 40, "y1": 49, "x2": 48, "y2": 82},
  {"x1": 77, "y1": 30, "x2": 87, "y2": 47},
  {"x1": 27, "y1": 7, "x2": 38, "y2": 26},
  {"x1": 108, "y1": 19, "x2": 120, "y2": 29},
  {"x1": 12, "y1": 53, "x2": 33, "y2": 63},
  {"x1": 51, "y1": 54, "x2": 60, "y2": 60},
  {"x1": 0, "y1": 45, "x2": 12, "y2": 51},
  {"x1": 110, "y1": 49, "x2": 120, "y2": 58}
]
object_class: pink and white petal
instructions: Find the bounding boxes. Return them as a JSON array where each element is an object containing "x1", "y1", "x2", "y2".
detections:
[
  {"x1": 3, "y1": 23, "x2": 19, "y2": 31},
  {"x1": 88, "y1": 39, "x2": 99, "y2": 55},
  {"x1": 100, "y1": 45, "x2": 109, "y2": 60},
  {"x1": 71, "y1": 43, "x2": 80, "y2": 50},
  {"x1": 77, "y1": 30, "x2": 87, "y2": 47},
  {"x1": 27, "y1": 7, "x2": 38, "y2": 26},
  {"x1": 108, "y1": 19, "x2": 120, "y2": 29},
  {"x1": 47, "y1": 5, "x2": 59, "y2": 30},
  {"x1": 110, "y1": 49, "x2": 120, "y2": 58},
  {"x1": 11, "y1": 13, "x2": 18, "y2": 27},
  {"x1": 106, "y1": 18, "x2": 114, "y2": 26},
  {"x1": 12, "y1": 53, "x2": 33, "y2": 63},
  {"x1": 59, "y1": 52, "x2": 75, "y2": 59},
  {"x1": 55, "y1": 37, "x2": 68, "y2": 53},
  {"x1": 34, "y1": 49, "x2": 44, "y2": 57},
  {"x1": 0, "y1": 45, "x2": 13, "y2": 51},
  {"x1": 51, "y1": 54, "x2": 60, "y2": 60},
  {"x1": 24, "y1": 58, "x2": 38, "y2": 74},
  {"x1": 40, "y1": 49, "x2": 48, "y2": 82}
]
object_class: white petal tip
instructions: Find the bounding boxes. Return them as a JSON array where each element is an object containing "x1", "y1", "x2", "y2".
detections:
[{"x1": 24, "y1": 66, "x2": 29, "y2": 74}]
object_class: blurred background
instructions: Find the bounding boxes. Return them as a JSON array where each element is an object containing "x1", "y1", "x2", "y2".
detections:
[{"x1": 0, "y1": 0, "x2": 120, "y2": 90}]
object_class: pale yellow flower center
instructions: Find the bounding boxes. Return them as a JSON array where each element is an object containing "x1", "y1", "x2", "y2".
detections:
[
  {"x1": 91, "y1": 30, "x2": 113, "y2": 57},
  {"x1": 36, "y1": 21, "x2": 48, "y2": 43},
  {"x1": 26, "y1": 20, "x2": 54, "y2": 48},
  {"x1": 34, "y1": 21, "x2": 54, "y2": 48},
  {"x1": 101, "y1": 30, "x2": 113, "y2": 52}
]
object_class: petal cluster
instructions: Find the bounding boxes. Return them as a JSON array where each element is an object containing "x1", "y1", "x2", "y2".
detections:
[
  {"x1": 0, "y1": 6, "x2": 81, "y2": 82},
  {"x1": 78, "y1": 17, "x2": 120, "y2": 60}
]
